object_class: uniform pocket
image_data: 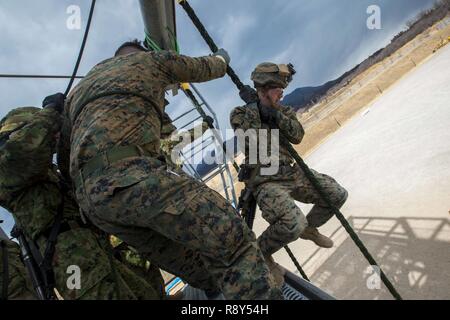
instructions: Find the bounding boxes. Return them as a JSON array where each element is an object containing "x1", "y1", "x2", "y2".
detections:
[
  {"x1": 53, "y1": 228, "x2": 112, "y2": 300},
  {"x1": 135, "y1": 168, "x2": 192, "y2": 217},
  {"x1": 83, "y1": 158, "x2": 157, "y2": 204}
]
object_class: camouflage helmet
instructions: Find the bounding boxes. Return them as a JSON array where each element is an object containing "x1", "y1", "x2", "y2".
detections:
[
  {"x1": 251, "y1": 62, "x2": 292, "y2": 89},
  {"x1": 0, "y1": 107, "x2": 40, "y2": 135}
]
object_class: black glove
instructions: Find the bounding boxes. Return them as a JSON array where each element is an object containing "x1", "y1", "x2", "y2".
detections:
[
  {"x1": 212, "y1": 48, "x2": 231, "y2": 65},
  {"x1": 259, "y1": 104, "x2": 278, "y2": 124},
  {"x1": 42, "y1": 93, "x2": 65, "y2": 113},
  {"x1": 203, "y1": 115, "x2": 214, "y2": 128},
  {"x1": 239, "y1": 85, "x2": 258, "y2": 104}
]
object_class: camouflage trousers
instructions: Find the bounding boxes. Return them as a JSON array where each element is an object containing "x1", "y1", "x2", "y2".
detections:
[
  {"x1": 75, "y1": 157, "x2": 282, "y2": 300},
  {"x1": 0, "y1": 240, "x2": 36, "y2": 300},
  {"x1": 255, "y1": 165, "x2": 348, "y2": 257}
]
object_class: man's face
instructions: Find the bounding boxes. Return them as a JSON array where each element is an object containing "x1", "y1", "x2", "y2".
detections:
[{"x1": 266, "y1": 87, "x2": 284, "y2": 104}]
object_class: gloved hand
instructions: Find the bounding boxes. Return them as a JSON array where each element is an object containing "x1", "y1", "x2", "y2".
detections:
[
  {"x1": 259, "y1": 104, "x2": 278, "y2": 124},
  {"x1": 213, "y1": 48, "x2": 231, "y2": 65},
  {"x1": 239, "y1": 85, "x2": 258, "y2": 104},
  {"x1": 203, "y1": 115, "x2": 214, "y2": 128},
  {"x1": 42, "y1": 93, "x2": 65, "y2": 114}
]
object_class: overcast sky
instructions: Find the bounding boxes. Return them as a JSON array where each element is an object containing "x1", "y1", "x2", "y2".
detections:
[{"x1": 0, "y1": 0, "x2": 438, "y2": 235}]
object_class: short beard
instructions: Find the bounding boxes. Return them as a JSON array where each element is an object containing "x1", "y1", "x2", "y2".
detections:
[
  {"x1": 258, "y1": 89, "x2": 280, "y2": 109},
  {"x1": 267, "y1": 94, "x2": 281, "y2": 110}
]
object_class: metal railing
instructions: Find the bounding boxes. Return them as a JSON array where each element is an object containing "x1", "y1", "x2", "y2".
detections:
[{"x1": 170, "y1": 84, "x2": 238, "y2": 207}]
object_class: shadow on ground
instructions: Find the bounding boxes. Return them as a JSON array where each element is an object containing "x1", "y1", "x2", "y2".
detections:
[{"x1": 305, "y1": 217, "x2": 450, "y2": 300}]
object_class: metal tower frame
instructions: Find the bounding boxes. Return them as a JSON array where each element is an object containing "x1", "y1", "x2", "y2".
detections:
[{"x1": 170, "y1": 84, "x2": 238, "y2": 207}]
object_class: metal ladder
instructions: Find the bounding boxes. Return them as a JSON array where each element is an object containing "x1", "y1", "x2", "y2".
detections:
[{"x1": 170, "y1": 84, "x2": 238, "y2": 207}]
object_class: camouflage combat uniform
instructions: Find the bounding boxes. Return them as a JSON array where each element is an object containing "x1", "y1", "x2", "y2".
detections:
[
  {"x1": 0, "y1": 107, "x2": 163, "y2": 300},
  {"x1": 230, "y1": 64, "x2": 348, "y2": 257},
  {"x1": 62, "y1": 50, "x2": 281, "y2": 300},
  {"x1": 0, "y1": 238, "x2": 36, "y2": 300}
]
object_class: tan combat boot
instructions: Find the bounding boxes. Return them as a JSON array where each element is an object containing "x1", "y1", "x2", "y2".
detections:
[
  {"x1": 300, "y1": 227, "x2": 334, "y2": 248},
  {"x1": 265, "y1": 255, "x2": 286, "y2": 289}
]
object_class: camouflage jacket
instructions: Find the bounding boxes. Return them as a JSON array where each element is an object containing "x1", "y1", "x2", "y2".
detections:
[
  {"x1": 0, "y1": 107, "x2": 110, "y2": 299},
  {"x1": 0, "y1": 107, "x2": 162, "y2": 300},
  {"x1": 0, "y1": 108, "x2": 66, "y2": 238},
  {"x1": 230, "y1": 101, "x2": 304, "y2": 186},
  {"x1": 61, "y1": 50, "x2": 226, "y2": 179}
]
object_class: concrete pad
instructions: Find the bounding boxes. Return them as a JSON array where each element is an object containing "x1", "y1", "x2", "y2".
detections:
[{"x1": 253, "y1": 44, "x2": 450, "y2": 300}]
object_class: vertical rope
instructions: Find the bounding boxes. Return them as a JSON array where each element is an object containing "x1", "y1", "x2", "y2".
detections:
[
  {"x1": 64, "y1": 0, "x2": 97, "y2": 97},
  {"x1": 284, "y1": 246, "x2": 309, "y2": 281}
]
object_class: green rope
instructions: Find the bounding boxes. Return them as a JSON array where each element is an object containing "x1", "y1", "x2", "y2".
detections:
[
  {"x1": 144, "y1": 31, "x2": 162, "y2": 52},
  {"x1": 144, "y1": 28, "x2": 180, "y2": 53},
  {"x1": 166, "y1": 27, "x2": 180, "y2": 53},
  {"x1": 284, "y1": 246, "x2": 309, "y2": 281}
]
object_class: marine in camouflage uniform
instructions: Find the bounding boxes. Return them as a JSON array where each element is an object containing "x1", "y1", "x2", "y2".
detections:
[
  {"x1": 0, "y1": 106, "x2": 163, "y2": 300},
  {"x1": 0, "y1": 236, "x2": 36, "y2": 300},
  {"x1": 61, "y1": 42, "x2": 281, "y2": 300},
  {"x1": 230, "y1": 63, "x2": 348, "y2": 281}
]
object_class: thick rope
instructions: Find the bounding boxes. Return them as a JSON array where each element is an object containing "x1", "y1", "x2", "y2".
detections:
[
  {"x1": 284, "y1": 246, "x2": 309, "y2": 281},
  {"x1": 64, "y1": 0, "x2": 97, "y2": 97},
  {"x1": 178, "y1": 0, "x2": 245, "y2": 90},
  {"x1": 179, "y1": 0, "x2": 402, "y2": 300}
]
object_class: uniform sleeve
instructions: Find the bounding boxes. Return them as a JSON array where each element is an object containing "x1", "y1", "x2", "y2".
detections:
[
  {"x1": 230, "y1": 106, "x2": 260, "y2": 131},
  {"x1": 274, "y1": 105, "x2": 304, "y2": 145},
  {"x1": 152, "y1": 51, "x2": 227, "y2": 84},
  {"x1": 0, "y1": 108, "x2": 61, "y2": 193}
]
